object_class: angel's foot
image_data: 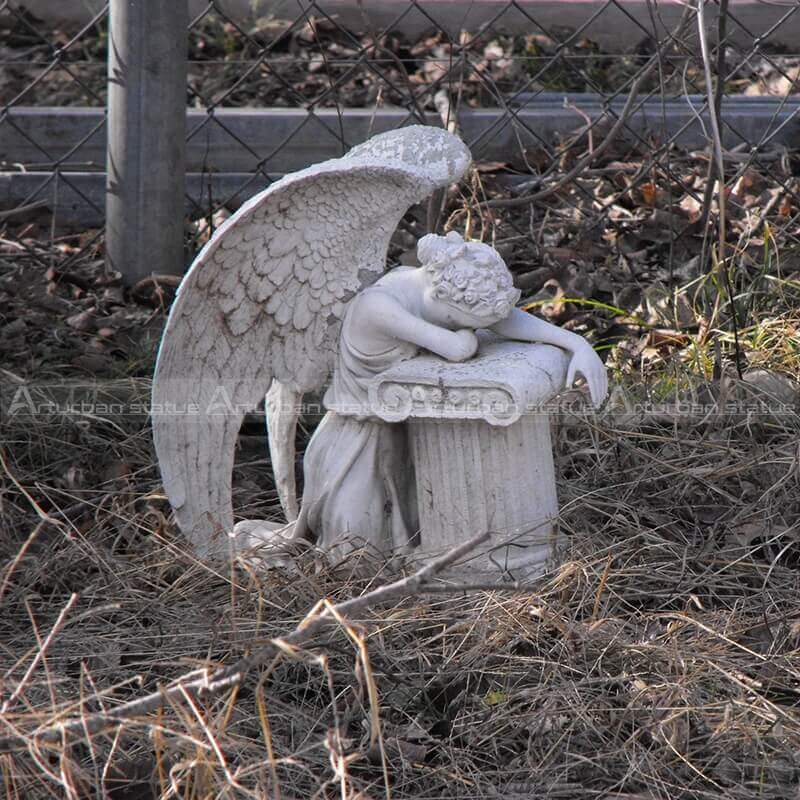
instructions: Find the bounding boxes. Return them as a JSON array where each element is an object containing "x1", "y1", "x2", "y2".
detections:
[
  {"x1": 232, "y1": 519, "x2": 312, "y2": 569},
  {"x1": 233, "y1": 518, "x2": 293, "y2": 547}
]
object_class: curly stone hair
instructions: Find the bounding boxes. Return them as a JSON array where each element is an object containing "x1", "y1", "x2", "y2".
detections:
[{"x1": 417, "y1": 231, "x2": 521, "y2": 321}]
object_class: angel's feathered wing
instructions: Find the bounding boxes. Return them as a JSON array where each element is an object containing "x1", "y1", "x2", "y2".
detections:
[{"x1": 152, "y1": 126, "x2": 471, "y2": 555}]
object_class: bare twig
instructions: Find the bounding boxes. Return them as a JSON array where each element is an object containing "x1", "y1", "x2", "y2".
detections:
[
  {"x1": 2, "y1": 594, "x2": 78, "y2": 714},
  {"x1": 563, "y1": 99, "x2": 594, "y2": 156},
  {"x1": 0, "y1": 522, "x2": 46, "y2": 606},
  {"x1": 428, "y1": 85, "x2": 460, "y2": 232},
  {"x1": 0, "y1": 200, "x2": 49, "y2": 221},
  {"x1": 0, "y1": 449, "x2": 64, "y2": 527}
]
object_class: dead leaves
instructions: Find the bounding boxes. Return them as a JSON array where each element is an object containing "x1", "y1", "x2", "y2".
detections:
[
  {"x1": 66, "y1": 309, "x2": 96, "y2": 332},
  {"x1": 0, "y1": 238, "x2": 169, "y2": 380}
]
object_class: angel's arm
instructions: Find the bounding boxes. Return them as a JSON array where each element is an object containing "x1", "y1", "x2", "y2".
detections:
[
  {"x1": 489, "y1": 307, "x2": 582, "y2": 350},
  {"x1": 491, "y1": 308, "x2": 608, "y2": 406},
  {"x1": 360, "y1": 292, "x2": 477, "y2": 362}
]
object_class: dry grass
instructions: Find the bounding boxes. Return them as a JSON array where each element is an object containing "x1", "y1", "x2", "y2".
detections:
[
  {"x1": 2, "y1": 358, "x2": 800, "y2": 798},
  {"x1": 3, "y1": 19, "x2": 800, "y2": 785}
]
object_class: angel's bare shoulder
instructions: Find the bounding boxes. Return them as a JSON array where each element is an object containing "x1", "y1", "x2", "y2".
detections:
[
  {"x1": 343, "y1": 278, "x2": 419, "y2": 346},
  {"x1": 371, "y1": 265, "x2": 418, "y2": 288},
  {"x1": 353, "y1": 286, "x2": 409, "y2": 329}
]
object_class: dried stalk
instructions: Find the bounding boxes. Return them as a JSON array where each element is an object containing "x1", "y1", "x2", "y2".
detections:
[
  {"x1": 697, "y1": 0, "x2": 742, "y2": 374},
  {"x1": 0, "y1": 532, "x2": 490, "y2": 753},
  {"x1": 697, "y1": 0, "x2": 728, "y2": 274}
]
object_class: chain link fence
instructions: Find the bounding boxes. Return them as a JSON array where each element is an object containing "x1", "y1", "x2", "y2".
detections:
[
  {"x1": 0, "y1": 1, "x2": 108, "y2": 279},
  {"x1": 179, "y1": 1, "x2": 800, "y2": 253},
  {"x1": 1, "y1": 0, "x2": 799, "y2": 287},
  {"x1": 4, "y1": 5, "x2": 800, "y2": 797}
]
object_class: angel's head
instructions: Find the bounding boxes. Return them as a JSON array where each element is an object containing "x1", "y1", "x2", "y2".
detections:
[{"x1": 417, "y1": 231, "x2": 520, "y2": 330}]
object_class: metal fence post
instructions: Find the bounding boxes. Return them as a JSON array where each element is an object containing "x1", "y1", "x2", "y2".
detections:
[{"x1": 106, "y1": 0, "x2": 187, "y2": 283}]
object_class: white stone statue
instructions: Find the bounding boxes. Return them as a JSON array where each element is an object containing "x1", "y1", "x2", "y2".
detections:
[{"x1": 152, "y1": 126, "x2": 607, "y2": 573}]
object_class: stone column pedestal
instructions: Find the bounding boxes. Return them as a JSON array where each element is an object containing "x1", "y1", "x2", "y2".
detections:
[{"x1": 369, "y1": 337, "x2": 569, "y2": 581}]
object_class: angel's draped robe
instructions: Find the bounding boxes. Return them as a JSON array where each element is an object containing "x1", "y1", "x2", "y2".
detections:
[{"x1": 297, "y1": 286, "x2": 419, "y2": 561}]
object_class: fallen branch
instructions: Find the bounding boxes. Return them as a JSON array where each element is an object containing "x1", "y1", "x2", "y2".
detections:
[{"x1": 0, "y1": 531, "x2": 491, "y2": 753}]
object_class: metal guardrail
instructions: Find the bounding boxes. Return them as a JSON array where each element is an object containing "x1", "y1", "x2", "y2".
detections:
[{"x1": 3, "y1": 96, "x2": 799, "y2": 229}]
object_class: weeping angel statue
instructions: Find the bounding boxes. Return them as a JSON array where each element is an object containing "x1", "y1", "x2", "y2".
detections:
[{"x1": 153, "y1": 127, "x2": 607, "y2": 559}]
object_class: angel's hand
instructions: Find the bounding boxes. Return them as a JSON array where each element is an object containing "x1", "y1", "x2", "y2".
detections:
[
  {"x1": 444, "y1": 329, "x2": 479, "y2": 362},
  {"x1": 566, "y1": 342, "x2": 608, "y2": 408}
]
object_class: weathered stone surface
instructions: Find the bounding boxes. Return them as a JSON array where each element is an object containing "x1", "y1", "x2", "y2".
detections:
[
  {"x1": 370, "y1": 337, "x2": 568, "y2": 426},
  {"x1": 152, "y1": 126, "x2": 472, "y2": 555},
  {"x1": 153, "y1": 128, "x2": 607, "y2": 576},
  {"x1": 409, "y1": 414, "x2": 562, "y2": 579},
  {"x1": 371, "y1": 338, "x2": 569, "y2": 580}
]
